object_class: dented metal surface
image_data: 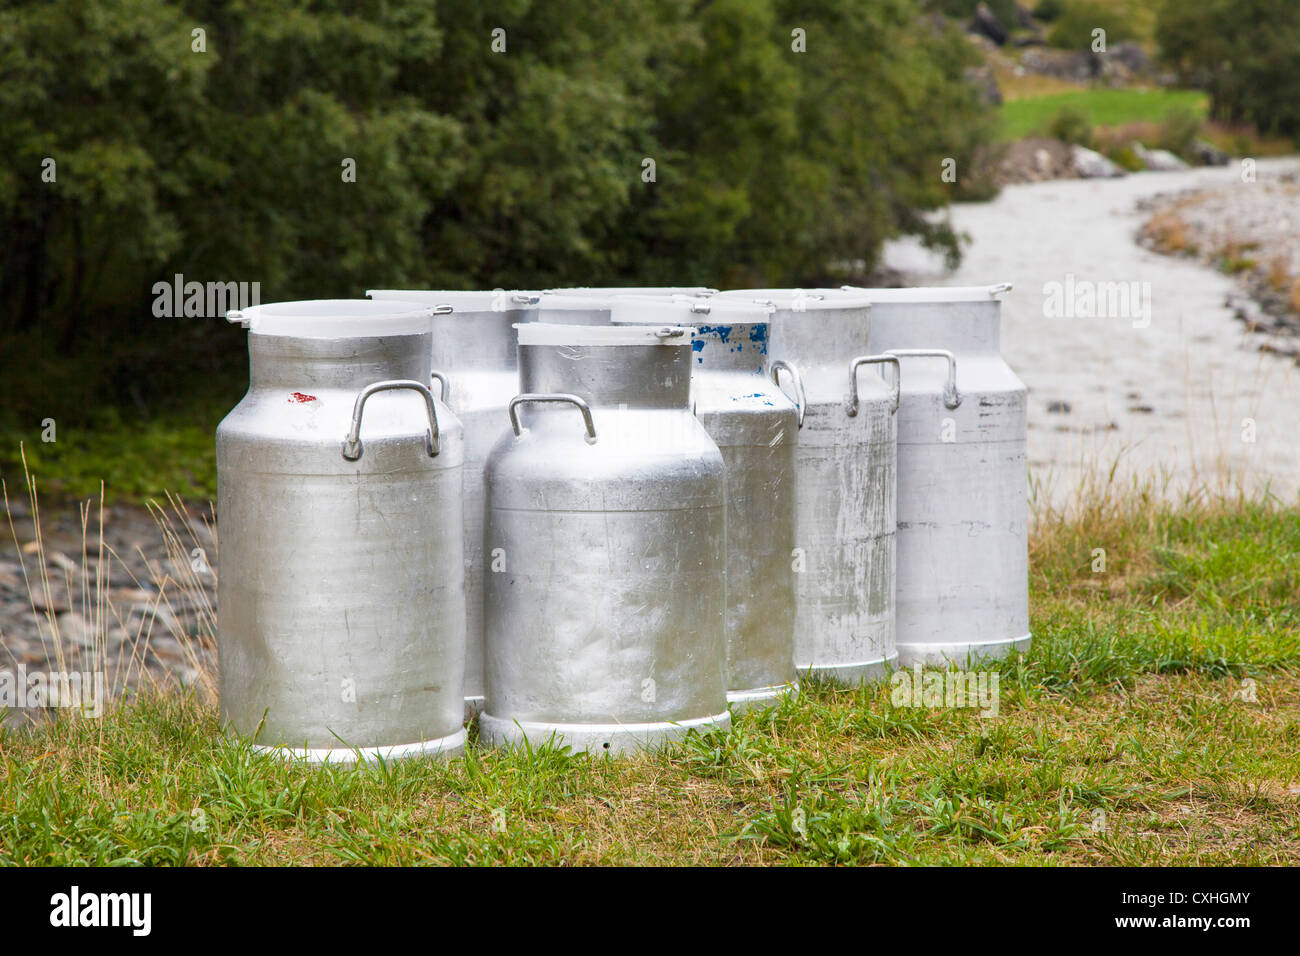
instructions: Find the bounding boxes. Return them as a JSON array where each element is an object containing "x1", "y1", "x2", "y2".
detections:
[
  {"x1": 216, "y1": 300, "x2": 467, "y2": 762},
  {"x1": 718, "y1": 290, "x2": 898, "y2": 684},
  {"x1": 848, "y1": 285, "x2": 1030, "y2": 666},
  {"x1": 612, "y1": 296, "x2": 799, "y2": 710},
  {"x1": 480, "y1": 324, "x2": 731, "y2": 754}
]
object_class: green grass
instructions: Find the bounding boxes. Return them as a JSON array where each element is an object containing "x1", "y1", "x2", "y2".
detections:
[
  {"x1": 0, "y1": 329, "x2": 241, "y2": 507},
  {"x1": 2, "y1": 494, "x2": 1298, "y2": 865},
  {"x1": 998, "y1": 88, "x2": 1209, "y2": 142},
  {"x1": 0, "y1": 403, "x2": 223, "y2": 506}
]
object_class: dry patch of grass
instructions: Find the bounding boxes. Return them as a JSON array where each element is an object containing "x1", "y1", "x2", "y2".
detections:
[{"x1": 1140, "y1": 208, "x2": 1198, "y2": 256}]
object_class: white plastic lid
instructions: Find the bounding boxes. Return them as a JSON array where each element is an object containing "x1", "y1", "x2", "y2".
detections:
[
  {"x1": 366, "y1": 289, "x2": 540, "y2": 312},
  {"x1": 228, "y1": 299, "x2": 437, "y2": 338},
  {"x1": 548, "y1": 286, "x2": 718, "y2": 298},
  {"x1": 536, "y1": 292, "x2": 621, "y2": 313},
  {"x1": 840, "y1": 283, "x2": 1012, "y2": 303},
  {"x1": 515, "y1": 322, "x2": 694, "y2": 347},
  {"x1": 716, "y1": 289, "x2": 873, "y2": 312},
  {"x1": 610, "y1": 295, "x2": 773, "y2": 326}
]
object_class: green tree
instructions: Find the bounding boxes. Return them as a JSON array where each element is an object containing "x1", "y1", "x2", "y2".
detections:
[
  {"x1": 1157, "y1": 0, "x2": 1300, "y2": 140},
  {"x1": 621, "y1": 0, "x2": 997, "y2": 284},
  {"x1": 421, "y1": 0, "x2": 691, "y2": 288},
  {"x1": 0, "y1": 0, "x2": 211, "y2": 349},
  {"x1": 1046, "y1": 1, "x2": 1136, "y2": 50},
  {"x1": 776, "y1": 0, "x2": 997, "y2": 277},
  {"x1": 0, "y1": 0, "x2": 464, "y2": 417},
  {"x1": 0, "y1": 0, "x2": 999, "y2": 427}
]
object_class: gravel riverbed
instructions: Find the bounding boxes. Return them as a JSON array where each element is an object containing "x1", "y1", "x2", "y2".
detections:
[
  {"x1": 1137, "y1": 167, "x2": 1300, "y2": 354},
  {"x1": 0, "y1": 493, "x2": 216, "y2": 723},
  {"x1": 884, "y1": 156, "x2": 1300, "y2": 508}
]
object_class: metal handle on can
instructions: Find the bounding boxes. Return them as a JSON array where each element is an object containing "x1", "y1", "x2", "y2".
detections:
[
  {"x1": 848, "y1": 354, "x2": 900, "y2": 416},
  {"x1": 770, "y1": 360, "x2": 806, "y2": 428},
  {"x1": 509, "y1": 393, "x2": 598, "y2": 443},
  {"x1": 430, "y1": 370, "x2": 451, "y2": 404},
  {"x1": 342, "y1": 380, "x2": 441, "y2": 461},
  {"x1": 886, "y1": 349, "x2": 961, "y2": 409}
]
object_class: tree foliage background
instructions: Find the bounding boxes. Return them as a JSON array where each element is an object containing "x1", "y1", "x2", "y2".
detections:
[
  {"x1": 1156, "y1": 0, "x2": 1300, "y2": 141},
  {"x1": 0, "y1": 0, "x2": 995, "y2": 427}
]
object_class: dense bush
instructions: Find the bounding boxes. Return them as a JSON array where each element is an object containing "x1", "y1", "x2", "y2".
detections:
[
  {"x1": 0, "y1": 0, "x2": 997, "y2": 428},
  {"x1": 1103, "y1": 143, "x2": 1144, "y2": 172},
  {"x1": 1156, "y1": 107, "x2": 1204, "y2": 159},
  {"x1": 1032, "y1": 0, "x2": 1065, "y2": 21},
  {"x1": 927, "y1": 0, "x2": 1023, "y2": 29},
  {"x1": 1157, "y1": 0, "x2": 1300, "y2": 141},
  {"x1": 1046, "y1": 1, "x2": 1136, "y2": 49},
  {"x1": 1046, "y1": 106, "x2": 1094, "y2": 147}
]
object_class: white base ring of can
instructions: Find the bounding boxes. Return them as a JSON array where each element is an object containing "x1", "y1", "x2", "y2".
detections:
[
  {"x1": 796, "y1": 653, "x2": 898, "y2": 686},
  {"x1": 727, "y1": 682, "x2": 798, "y2": 714},
  {"x1": 895, "y1": 633, "x2": 1032, "y2": 668},
  {"x1": 250, "y1": 727, "x2": 467, "y2": 765},
  {"x1": 478, "y1": 710, "x2": 731, "y2": 756}
]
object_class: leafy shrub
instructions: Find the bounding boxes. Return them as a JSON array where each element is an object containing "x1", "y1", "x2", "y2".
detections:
[
  {"x1": 1156, "y1": 107, "x2": 1204, "y2": 160},
  {"x1": 1046, "y1": 1, "x2": 1137, "y2": 49},
  {"x1": 928, "y1": 0, "x2": 1023, "y2": 32},
  {"x1": 1158, "y1": 0, "x2": 1300, "y2": 141},
  {"x1": 1047, "y1": 106, "x2": 1094, "y2": 147},
  {"x1": 1104, "y1": 144, "x2": 1145, "y2": 172},
  {"x1": 1033, "y1": 0, "x2": 1065, "y2": 21}
]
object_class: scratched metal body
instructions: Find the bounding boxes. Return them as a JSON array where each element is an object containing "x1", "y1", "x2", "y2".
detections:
[
  {"x1": 480, "y1": 324, "x2": 731, "y2": 754},
  {"x1": 718, "y1": 290, "x2": 898, "y2": 684},
  {"x1": 367, "y1": 290, "x2": 538, "y2": 713},
  {"x1": 612, "y1": 296, "x2": 798, "y2": 710},
  {"x1": 216, "y1": 300, "x2": 467, "y2": 762},
  {"x1": 848, "y1": 285, "x2": 1029, "y2": 666}
]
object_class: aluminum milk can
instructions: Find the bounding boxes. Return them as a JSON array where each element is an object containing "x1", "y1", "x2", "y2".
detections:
[
  {"x1": 844, "y1": 284, "x2": 1029, "y2": 666},
  {"x1": 480, "y1": 323, "x2": 731, "y2": 754},
  {"x1": 611, "y1": 295, "x2": 798, "y2": 710},
  {"x1": 718, "y1": 289, "x2": 899, "y2": 684},
  {"x1": 367, "y1": 289, "x2": 538, "y2": 713},
  {"x1": 217, "y1": 299, "x2": 467, "y2": 762}
]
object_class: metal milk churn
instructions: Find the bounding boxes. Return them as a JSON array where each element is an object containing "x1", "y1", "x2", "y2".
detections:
[
  {"x1": 367, "y1": 289, "x2": 538, "y2": 714},
  {"x1": 717, "y1": 289, "x2": 899, "y2": 684},
  {"x1": 217, "y1": 299, "x2": 468, "y2": 762},
  {"x1": 480, "y1": 323, "x2": 731, "y2": 754},
  {"x1": 611, "y1": 295, "x2": 798, "y2": 710},
  {"x1": 843, "y1": 284, "x2": 1029, "y2": 666}
]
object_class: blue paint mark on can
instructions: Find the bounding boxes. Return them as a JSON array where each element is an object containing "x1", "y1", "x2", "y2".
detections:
[{"x1": 696, "y1": 324, "x2": 735, "y2": 344}]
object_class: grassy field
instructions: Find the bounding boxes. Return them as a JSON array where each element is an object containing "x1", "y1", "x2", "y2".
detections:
[
  {"x1": 0, "y1": 413, "x2": 220, "y2": 505},
  {"x1": 1, "y1": 482, "x2": 1297, "y2": 866},
  {"x1": 998, "y1": 88, "x2": 1209, "y2": 141}
]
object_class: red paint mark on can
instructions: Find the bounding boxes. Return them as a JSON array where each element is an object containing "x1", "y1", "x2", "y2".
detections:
[{"x1": 288, "y1": 392, "x2": 317, "y2": 404}]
